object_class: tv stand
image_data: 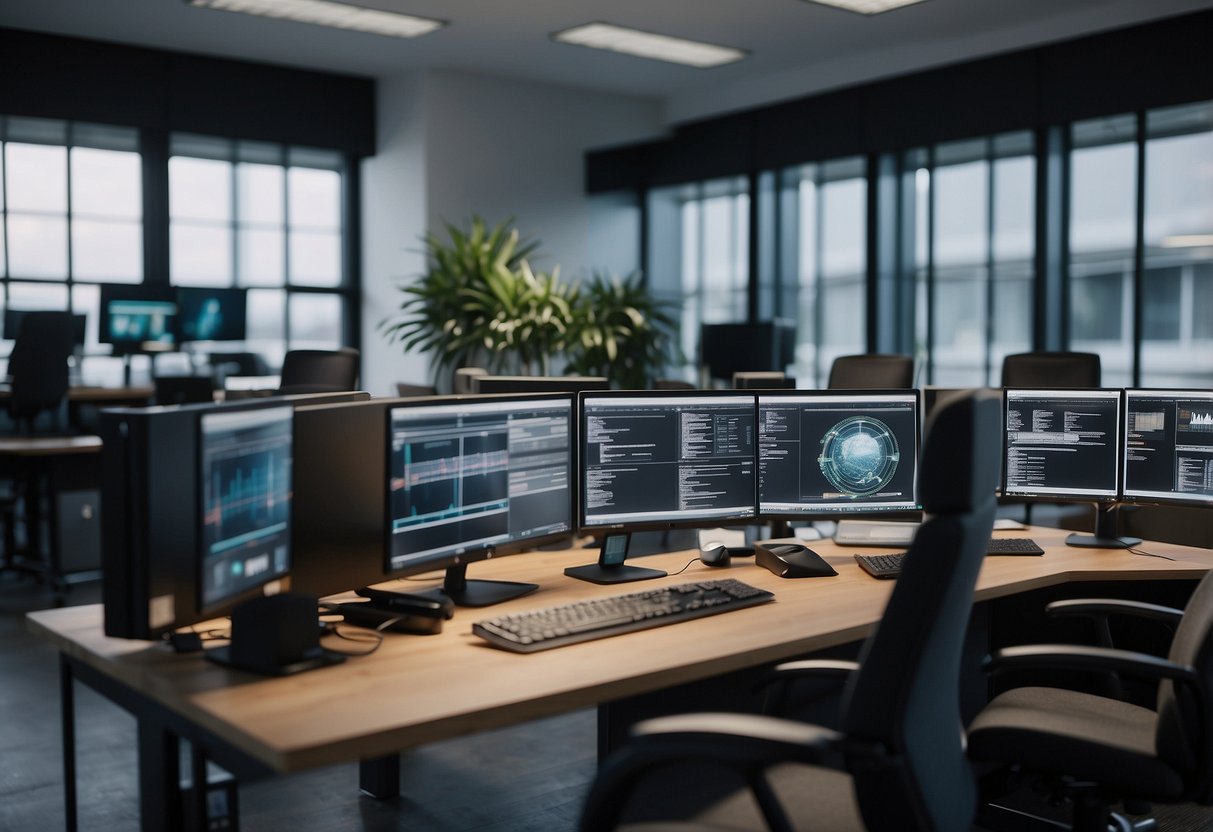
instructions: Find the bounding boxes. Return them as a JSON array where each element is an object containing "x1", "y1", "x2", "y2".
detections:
[
  {"x1": 1065, "y1": 502, "x2": 1142, "y2": 549},
  {"x1": 416, "y1": 563, "x2": 538, "y2": 608}
]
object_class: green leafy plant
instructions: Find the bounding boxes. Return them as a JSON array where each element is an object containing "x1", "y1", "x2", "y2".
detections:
[
  {"x1": 382, "y1": 218, "x2": 678, "y2": 389},
  {"x1": 565, "y1": 272, "x2": 681, "y2": 390},
  {"x1": 380, "y1": 217, "x2": 539, "y2": 382}
]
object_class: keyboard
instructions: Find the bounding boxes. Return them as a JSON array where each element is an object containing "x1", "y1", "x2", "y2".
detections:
[
  {"x1": 986, "y1": 537, "x2": 1044, "y2": 556},
  {"x1": 854, "y1": 552, "x2": 905, "y2": 579},
  {"x1": 834, "y1": 519, "x2": 919, "y2": 547},
  {"x1": 472, "y1": 579, "x2": 775, "y2": 653}
]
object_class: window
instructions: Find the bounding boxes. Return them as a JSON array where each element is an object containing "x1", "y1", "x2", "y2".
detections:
[
  {"x1": 906, "y1": 132, "x2": 1034, "y2": 386},
  {"x1": 169, "y1": 135, "x2": 350, "y2": 366},
  {"x1": 647, "y1": 177, "x2": 749, "y2": 377},
  {"x1": 777, "y1": 157, "x2": 866, "y2": 387},
  {"x1": 1, "y1": 116, "x2": 142, "y2": 383}
]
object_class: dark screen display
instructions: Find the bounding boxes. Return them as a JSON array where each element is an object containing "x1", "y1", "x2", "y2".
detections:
[
  {"x1": 580, "y1": 393, "x2": 756, "y2": 528},
  {"x1": 387, "y1": 397, "x2": 573, "y2": 574},
  {"x1": 758, "y1": 392, "x2": 919, "y2": 514},
  {"x1": 1123, "y1": 390, "x2": 1213, "y2": 506},
  {"x1": 199, "y1": 405, "x2": 293, "y2": 611},
  {"x1": 177, "y1": 287, "x2": 248, "y2": 342},
  {"x1": 1003, "y1": 390, "x2": 1121, "y2": 500},
  {"x1": 100, "y1": 284, "x2": 177, "y2": 348}
]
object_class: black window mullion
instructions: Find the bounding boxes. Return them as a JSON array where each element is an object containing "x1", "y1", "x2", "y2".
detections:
[
  {"x1": 1131, "y1": 111, "x2": 1147, "y2": 388},
  {"x1": 813, "y1": 167, "x2": 826, "y2": 387},
  {"x1": 342, "y1": 152, "x2": 360, "y2": 350},
  {"x1": 141, "y1": 128, "x2": 170, "y2": 287},
  {"x1": 64, "y1": 123, "x2": 75, "y2": 303},
  {"x1": 925, "y1": 145, "x2": 936, "y2": 385},
  {"x1": 746, "y1": 170, "x2": 759, "y2": 323}
]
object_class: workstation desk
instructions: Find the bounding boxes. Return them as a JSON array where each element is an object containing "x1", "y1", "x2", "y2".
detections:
[{"x1": 28, "y1": 526, "x2": 1213, "y2": 831}]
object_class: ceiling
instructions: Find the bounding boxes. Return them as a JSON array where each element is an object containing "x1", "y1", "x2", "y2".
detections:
[{"x1": 3, "y1": 0, "x2": 1212, "y2": 124}]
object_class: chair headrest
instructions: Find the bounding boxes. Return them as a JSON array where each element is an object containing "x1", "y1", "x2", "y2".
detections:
[{"x1": 918, "y1": 389, "x2": 1001, "y2": 513}]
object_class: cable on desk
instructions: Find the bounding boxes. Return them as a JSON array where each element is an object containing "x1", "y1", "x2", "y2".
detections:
[
  {"x1": 320, "y1": 623, "x2": 385, "y2": 656},
  {"x1": 1128, "y1": 547, "x2": 1176, "y2": 562},
  {"x1": 667, "y1": 557, "x2": 701, "y2": 576}
]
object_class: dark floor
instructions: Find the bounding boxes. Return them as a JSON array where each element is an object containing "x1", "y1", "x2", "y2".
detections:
[{"x1": 0, "y1": 576, "x2": 597, "y2": 832}]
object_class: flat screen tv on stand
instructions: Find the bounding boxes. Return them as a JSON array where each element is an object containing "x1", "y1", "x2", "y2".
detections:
[
  {"x1": 577, "y1": 391, "x2": 758, "y2": 558},
  {"x1": 1002, "y1": 388, "x2": 1139, "y2": 549},
  {"x1": 384, "y1": 393, "x2": 575, "y2": 607}
]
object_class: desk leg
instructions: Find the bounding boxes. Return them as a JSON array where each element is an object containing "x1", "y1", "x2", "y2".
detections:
[
  {"x1": 190, "y1": 743, "x2": 209, "y2": 831},
  {"x1": 137, "y1": 719, "x2": 181, "y2": 832},
  {"x1": 359, "y1": 755, "x2": 400, "y2": 799},
  {"x1": 60, "y1": 654, "x2": 77, "y2": 832}
]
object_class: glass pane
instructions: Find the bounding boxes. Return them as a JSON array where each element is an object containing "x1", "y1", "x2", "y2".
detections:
[
  {"x1": 238, "y1": 227, "x2": 285, "y2": 286},
  {"x1": 932, "y1": 268, "x2": 989, "y2": 386},
  {"x1": 702, "y1": 195, "x2": 741, "y2": 295},
  {"x1": 1142, "y1": 266, "x2": 1181, "y2": 341},
  {"x1": 993, "y1": 155, "x2": 1034, "y2": 262},
  {"x1": 71, "y1": 283, "x2": 101, "y2": 350},
  {"x1": 7, "y1": 214, "x2": 68, "y2": 278},
  {"x1": 9, "y1": 281, "x2": 69, "y2": 310},
  {"x1": 72, "y1": 219, "x2": 142, "y2": 282},
  {"x1": 71, "y1": 147, "x2": 142, "y2": 219},
  {"x1": 1195, "y1": 264, "x2": 1213, "y2": 341},
  {"x1": 247, "y1": 288, "x2": 286, "y2": 369},
  {"x1": 934, "y1": 160, "x2": 988, "y2": 267},
  {"x1": 820, "y1": 178, "x2": 865, "y2": 278},
  {"x1": 238, "y1": 163, "x2": 284, "y2": 225},
  {"x1": 171, "y1": 222, "x2": 233, "y2": 286},
  {"x1": 933, "y1": 159, "x2": 989, "y2": 384},
  {"x1": 1069, "y1": 132, "x2": 1137, "y2": 386},
  {"x1": 169, "y1": 156, "x2": 232, "y2": 222},
  {"x1": 288, "y1": 292, "x2": 342, "y2": 349},
  {"x1": 6, "y1": 143, "x2": 67, "y2": 213},
  {"x1": 288, "y1": 230, "x2": 341, "y2": 287},
  {"x1": 288, "y1": 167, "x2": 340, "y2": 229}
]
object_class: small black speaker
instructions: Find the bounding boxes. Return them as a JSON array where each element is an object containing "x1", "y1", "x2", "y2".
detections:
[{"x1": 207, "y1": 593, "x2": 344, "y2": 676}]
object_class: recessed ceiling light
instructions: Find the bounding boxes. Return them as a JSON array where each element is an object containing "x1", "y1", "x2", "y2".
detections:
[
  {"x1": 802, "y1": 0, "x2": 928, "y2": 15},
  {"x1": 186, "y1": 0, "x2": 446, "y2": 39},
  {"x1": 552, "y1": 22, "x2": 746, "y2": 69}
]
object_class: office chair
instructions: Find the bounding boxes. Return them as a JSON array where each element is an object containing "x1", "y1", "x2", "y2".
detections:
[
  {"x1": 7, "y1": 311, "x2": 76, "y2": 434},
  {"x1": 579, "y1": 389, "x2": 1001, "y2": 832},
  {"x1": 277, "y1": 348, "x2": 360, "y2": 395},
  {"x1": 653, "y1": 378, "x2": 696, "y2": 390},
  {"x1": 827, "y1": 354, "x2": 913, "y2": 389},
  {"x1": 968, "y1": 570, "x2": 1213, "y2": 832},
  {"x1": 154, "y1": 375, "x2": 216, "y2": 406},
  {"x1": 1000, "y1": 351, "x2": 1101, "y2": 388},
  {"x1": 209, "y1": 351, "x2": 269, "y2": 385}
]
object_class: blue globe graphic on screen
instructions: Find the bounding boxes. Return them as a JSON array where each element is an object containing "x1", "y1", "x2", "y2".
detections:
[{"x1": 817, "y1": 416, "x2": 900, "y2": 498}]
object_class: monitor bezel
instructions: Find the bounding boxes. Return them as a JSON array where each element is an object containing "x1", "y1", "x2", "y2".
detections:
[
  {"x1": 1001, "y1": 387, "x2": 1125, "y2": 504},
  {"x1": 756, "y1": 388, "x2": 923, "y2": 518},
  {"x1": 196, "y1": 401, "x2": 295, "y2": 618},
  {"x1": 1121, "y1": 388, "x2": 1213, "y2": 508},
  {"x1": 577, "y1": 388, "x2": 760, "y2": 533},
  {"x1": 383, "y1": 392, "x2": 577, "y2": 579}
]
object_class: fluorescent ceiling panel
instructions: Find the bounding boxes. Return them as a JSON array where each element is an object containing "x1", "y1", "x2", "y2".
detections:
[
  {"x1": 187, "y1": 0, "x2": 445, "y2": 38},
  {"x1": 552, "y1": 22, "x2": 746, "y2": 69},
  {"x1": 802, "y1": 0, "x2": 928, "y2": 14}
]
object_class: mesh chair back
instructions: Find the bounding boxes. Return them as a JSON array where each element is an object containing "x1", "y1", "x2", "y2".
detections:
[
  {"x1": 278, "y1": 348, "x2": 359, "y2": 393},
  {"x1": 1156, "y1": 570, "x2": 1213, "y2": 800},
  {"x1": 9, "y1": 311, "x2": 75, "y2": 423},
  {"x1": 841, "y1": 389, "x2": 1001, "y2": 832}
]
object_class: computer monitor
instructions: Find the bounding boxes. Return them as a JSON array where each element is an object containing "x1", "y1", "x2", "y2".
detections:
[
  {"x1": 1002, "y1": 388, "x2": 1136, "y2": 548},
  {"x1": 579, "y1": 391, "x2": 757, "y2": 530},
  {"x1": 470, "y1": 375, "x2": 609, "y2": 394},
  {"x1": 386, "y1": 394, "x2": 575, "y2": 606},
  {"x1": 1123, "y1": 389, "x2": 1213, "y2": 508},
  {"x1": 177, "y1": 286, "x2": 248, "y2": 342},
  {"x1": 198, "y1": 405, "x2": 293, "y2": 614},
  {"x1": 700, "y1": 320, "x2": 795, "y2": 381},
  {"x1": 758, "y1": 390, "x2": 921, "y2": 516},
  {"x1": 99, "y1": 283, "x2": 178, "y2": 353}
]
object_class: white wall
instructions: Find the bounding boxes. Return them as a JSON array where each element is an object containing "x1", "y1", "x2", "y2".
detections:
[{"x1": 361, "y1": 70, "x2": 664, "y2": 394}]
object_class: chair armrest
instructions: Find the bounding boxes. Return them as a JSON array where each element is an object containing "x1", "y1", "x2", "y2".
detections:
[
  {"x1": 1046, "y1": 598, "x2": 1183, "y2": 626},
  {"x1": 757, "y1": 659, "x2": 860, "y2": 714},
  {"x1": 984, "y1": 644, "x2": 1198, "y2": 686},
  {"x1": 580, "y1": 713, "x2": 843, "y2": 832}
]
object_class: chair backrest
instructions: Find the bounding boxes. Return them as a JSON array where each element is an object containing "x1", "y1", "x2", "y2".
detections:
[
  {"x1": 840, "y1": 389, "x2": 1001, "y2": 832},
  {"x1": 154, "y1": 375, "x2": 216, "y2": 406},
  {"x1": 278, "y1": 348, "x2": 359, "y2": 394},
  {"x1": 828, "y1": 353, "x2": 914, "y2": 389},
  {"x1": 1156, "y1": 570, "x2": 1213, "y2": 800},
  {"x1": 1000, "y1": 351, "x2": 1100, "y2": 388},
  {"x1": 209, "y1": 351, "x2": 269, "y2": 380},
  {"x1": 653, "y1": 378, "x2": 696, "y2": 390},
  {"x1": 395, "y1": 382, "x2": 438, "y2": 397},
  {"x1": 9, "y1": 311, "x2": 75, "y2": 419}
]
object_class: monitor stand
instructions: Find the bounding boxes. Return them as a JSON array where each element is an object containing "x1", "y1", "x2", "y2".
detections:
[
  {"x1": 415, "y1": 563, "x2": 538, "y2": 608},
  {"x1": 1065, "y1": 503, "x2": 1142, "y2": 549}
]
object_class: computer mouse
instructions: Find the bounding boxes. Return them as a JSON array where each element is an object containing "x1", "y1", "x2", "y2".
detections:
[
  {"x1": 755, "y1": 543, "x2": 838, "y2": 578},
  {"x1": 699, "y1": 542, "x2": 732, "y2": 567}
]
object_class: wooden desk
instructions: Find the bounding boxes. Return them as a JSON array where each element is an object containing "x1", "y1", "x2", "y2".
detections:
[{"x1": 28, "y1": 527, "x2": 1213, "y2": 830}]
